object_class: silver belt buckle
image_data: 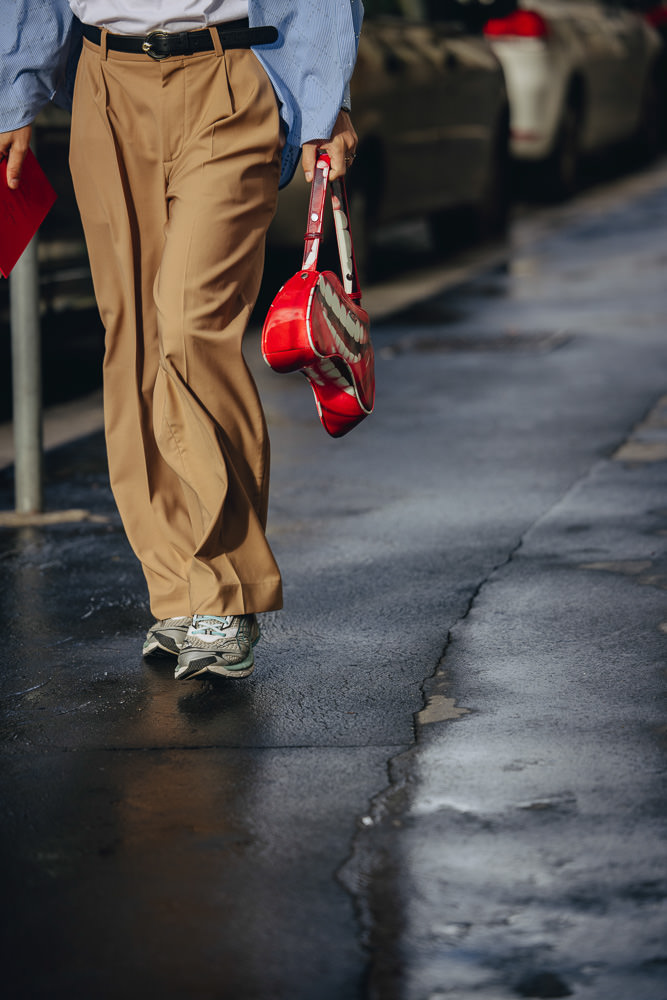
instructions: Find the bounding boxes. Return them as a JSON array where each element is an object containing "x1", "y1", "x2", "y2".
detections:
[{"x1": 142, "y1": 30, "x2": 171, "y2": 60}]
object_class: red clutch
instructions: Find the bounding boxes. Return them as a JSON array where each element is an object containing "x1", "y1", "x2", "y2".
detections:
[{"x1": 261, "y1": 153, "x2": 374, "y2": 438}]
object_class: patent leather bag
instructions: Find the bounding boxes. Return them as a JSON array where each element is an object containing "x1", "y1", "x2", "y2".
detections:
[{"x1": 261, "y1": 153, "x2": 374, "y2": 438}]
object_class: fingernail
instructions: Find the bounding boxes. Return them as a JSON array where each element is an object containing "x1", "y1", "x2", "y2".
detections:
[{"x1": 305, "y1": 171, "x2": 313, "y2": 182}]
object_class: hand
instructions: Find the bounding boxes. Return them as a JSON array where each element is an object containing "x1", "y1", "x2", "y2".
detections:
[
  {"x1": 302, "y1": 110, "x2": 358, "y2": 183},
  {"x1": 0, "y1": 124, "x2": 33, "y2": 190}
]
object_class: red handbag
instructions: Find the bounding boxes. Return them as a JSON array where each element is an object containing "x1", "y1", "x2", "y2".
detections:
[{"x1": 261, "y1": 153, "x2": 374, "y2": 438}]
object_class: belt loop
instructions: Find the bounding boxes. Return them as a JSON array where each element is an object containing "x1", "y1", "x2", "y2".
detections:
[
  {"x1": 210, "y1": 25, "x2": 224, "y2": 57},
  {"x1": 99, "y1": 27, "x2": 109, "y2": 60}
]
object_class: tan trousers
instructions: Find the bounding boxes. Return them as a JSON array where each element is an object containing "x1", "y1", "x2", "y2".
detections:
[{"x1": 69, "y1": 33, "x2": 283, "y2": 620}]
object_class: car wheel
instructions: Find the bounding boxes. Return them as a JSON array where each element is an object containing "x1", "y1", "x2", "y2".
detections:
[
  {"x1": 541, "y1": 99, "x2": 581, "y2": 201},
  {"x1": 428, "y1": 204, "x2": 469, "y2": 256},
  {"x1": 429, "y1": 111, "x2": 511, "y2": 254},
  {"x1": 634, "y1": 71, "x2": 662, "y2": 163},
  {"x1": 474, "y1": 109, "x2": 511, "y2": 240}
]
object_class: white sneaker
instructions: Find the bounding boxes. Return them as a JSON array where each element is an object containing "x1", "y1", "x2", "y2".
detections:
[{"x1": 175, "y1": 614, "x2": 260, "y2": 680}]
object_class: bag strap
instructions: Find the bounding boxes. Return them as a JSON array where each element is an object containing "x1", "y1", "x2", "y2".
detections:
[
  {"x1": 302, "y1": 154, "x2": 329, "y2": 274},
  {"x1": 301, "y1": 152, "x2": 363, "y2": 303}
]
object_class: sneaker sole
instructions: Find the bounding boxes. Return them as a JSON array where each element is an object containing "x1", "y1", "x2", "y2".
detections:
[
  {"x1": 175, "y1": 650, "x2": 255, "y2": 680},
  {"x1": 143, "y1": 638, "x2": 181, "y2": 658},
  {"x1": 175, "y1": 630, "x2": 259, "y2": 681}
]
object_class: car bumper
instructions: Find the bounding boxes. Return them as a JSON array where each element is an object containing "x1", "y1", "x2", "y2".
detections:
[{"x1": 488, "y1": 39, "x2": 565, "y2": 161}]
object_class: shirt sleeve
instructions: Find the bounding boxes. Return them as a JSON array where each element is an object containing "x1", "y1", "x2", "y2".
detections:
[
  {"x1": 251, "y1": 0, "x2": 364, "y2": 187},
  {"x1": 0, "y1": 0, "x2": 76, "y2": 132}
]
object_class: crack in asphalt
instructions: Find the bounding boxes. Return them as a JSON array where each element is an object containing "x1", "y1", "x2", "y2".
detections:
[{"x1": 334, "y1": 445, "x2": 632, "y2": 987}]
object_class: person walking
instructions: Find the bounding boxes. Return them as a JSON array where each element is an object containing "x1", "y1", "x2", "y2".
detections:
[{"x1": 0, "y1": 1, "x2": 362, "y2": 681}]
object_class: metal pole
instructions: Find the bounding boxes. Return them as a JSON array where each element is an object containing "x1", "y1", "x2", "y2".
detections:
[{"x1": 9, "y1": 229, "x2": 43, "y2": 513}]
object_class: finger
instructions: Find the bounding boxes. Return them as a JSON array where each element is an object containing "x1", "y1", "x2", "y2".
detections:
[
  {"x1": 302, "y1": 143, "x2": 318, "y2": 183},
  {"x1": 325, "y1": 140, "x2": 347, "y2": 181},
  {"x1": 6, "y1": 144, "x2": 29, "y2": 190},
  {"x1": 1, "y1": 127, "x2": 31, "y2": 190},
  {"x1": 328, "y1": 140, "x2": 357, "y2": 181}
]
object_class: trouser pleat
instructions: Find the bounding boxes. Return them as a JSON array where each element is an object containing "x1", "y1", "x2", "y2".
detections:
[{"x1": 69, "y1": 39, "x2": 283, "y2": 618}]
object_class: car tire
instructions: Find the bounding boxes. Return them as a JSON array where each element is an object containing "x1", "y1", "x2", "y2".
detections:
[
  {"x1": 474, "y1": 109, "x2": 511, "y2": 240},
  {"x1": 633, "y1": 71, "x2": 662, "y2": 163},
  {"x1": 428, "y1": 204, "x2": 468, "y2": 256},
  {"x1": 541, "y1": 98, "x2": 581, "y2": 201},
  {"x1": 429, "y1": 110, "x2": 511, "y2": 254}
]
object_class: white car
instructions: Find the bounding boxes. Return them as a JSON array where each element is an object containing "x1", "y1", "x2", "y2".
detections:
[{"x1": 481, "y1": 0, "x2": 664, "y2": 194}]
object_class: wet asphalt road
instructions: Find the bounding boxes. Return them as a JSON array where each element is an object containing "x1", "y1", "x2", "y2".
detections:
[{"x1": 1, "y1": 160, "x2": 667, "y2": 1000}]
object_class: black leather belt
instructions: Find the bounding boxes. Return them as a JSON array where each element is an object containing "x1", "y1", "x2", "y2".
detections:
[{"x1": 81, "y1": 19, "x2": 278, "y2": 60}]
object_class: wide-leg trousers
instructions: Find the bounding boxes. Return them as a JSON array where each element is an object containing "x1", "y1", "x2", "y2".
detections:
[{"x1": 69, "y1": 31, "x2": 283, "y2": 620}]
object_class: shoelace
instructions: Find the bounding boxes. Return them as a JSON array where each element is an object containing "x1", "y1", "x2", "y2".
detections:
[{"x1": 191, "y1": 614, "x2": 236, "y2": 636}]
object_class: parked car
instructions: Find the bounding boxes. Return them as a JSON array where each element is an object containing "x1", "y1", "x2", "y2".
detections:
[
  {"x1": 481, "y1": 0, "x2": 664, "y2": 196},
  {"x1": 267, "y1": 0, "x2": 512, "y2": 276}
]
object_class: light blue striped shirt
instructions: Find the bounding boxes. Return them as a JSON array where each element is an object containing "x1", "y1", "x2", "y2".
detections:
[{"x1": 0, "y1": 0, "x2": 363, "y2": 186}]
